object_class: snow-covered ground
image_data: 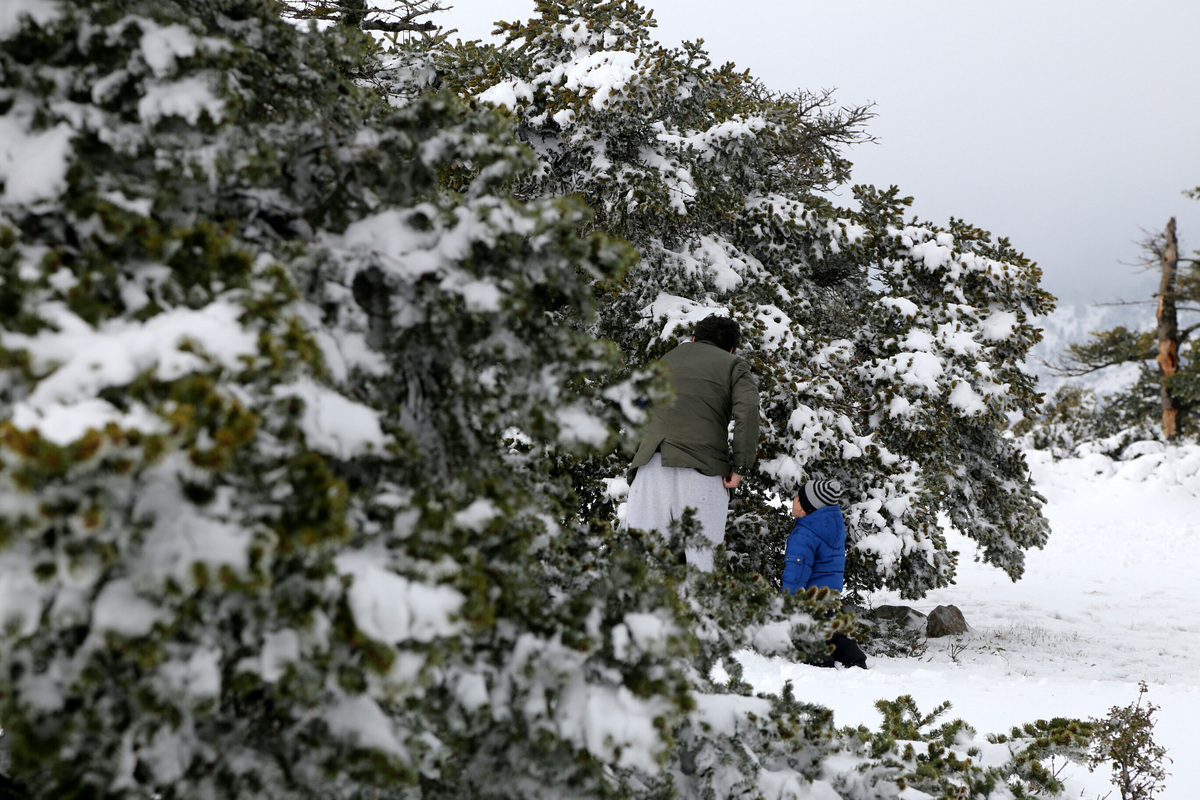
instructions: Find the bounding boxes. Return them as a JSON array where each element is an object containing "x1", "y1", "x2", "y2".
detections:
[{"x1": 736, "y1": 444, "x2": 1200, "y2": 798}]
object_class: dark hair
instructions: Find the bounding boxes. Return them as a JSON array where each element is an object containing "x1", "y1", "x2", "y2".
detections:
[{"x1": 694, "y1": 315, "x2": 741, "y2": 352}]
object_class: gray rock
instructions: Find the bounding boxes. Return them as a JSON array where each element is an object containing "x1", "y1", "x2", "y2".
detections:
[
  {"x1": 926, "y1": 605, "x2": 969, "y2": 638},
  {"x1": 871, "y1": 604, "x2": 927, "y2": 630}
]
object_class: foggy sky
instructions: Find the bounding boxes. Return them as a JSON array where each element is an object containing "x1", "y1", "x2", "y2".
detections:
[{"x1": 436, "y1": 1, "x2": 1200, "y2": 307}]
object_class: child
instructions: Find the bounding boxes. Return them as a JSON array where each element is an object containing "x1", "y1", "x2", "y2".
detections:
[{"x1": 782, "y1": 479, "x2": 868, "y2": 669}]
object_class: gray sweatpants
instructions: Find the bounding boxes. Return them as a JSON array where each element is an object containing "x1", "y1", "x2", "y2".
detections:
[{"x1": 625, "y1": 452, "x2": 728, "y2": 572}]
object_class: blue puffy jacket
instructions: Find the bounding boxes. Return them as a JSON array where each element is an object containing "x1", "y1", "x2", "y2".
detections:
[{"x1": 781, "y1": 505, "x2": 846, "y2": 594}]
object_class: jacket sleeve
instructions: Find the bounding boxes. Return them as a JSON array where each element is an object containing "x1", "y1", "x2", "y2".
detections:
[
  {"x1": 781, "y1": 523, "x2": 816, "y2": 594},
  {"x1": 729, "y1": 358, "x2": 759, "y2": 472}
]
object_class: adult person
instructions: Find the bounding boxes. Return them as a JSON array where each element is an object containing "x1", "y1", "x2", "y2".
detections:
[
  {"x1": 782, "y1": 479, "x2": 868, "y2": 669},
  {"x1": 625, "y1": 315, "x2": 759, "y2": 571}
]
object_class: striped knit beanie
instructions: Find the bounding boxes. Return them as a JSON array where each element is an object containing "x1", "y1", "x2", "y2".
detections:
[{"x1": 797, "y1": 479, "x2": 843, "y2": 514}]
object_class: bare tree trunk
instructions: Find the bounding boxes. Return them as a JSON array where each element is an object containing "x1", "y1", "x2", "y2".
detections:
[{"x1": 1156, "y1": 217, "x2": 1180, "y2": 438}]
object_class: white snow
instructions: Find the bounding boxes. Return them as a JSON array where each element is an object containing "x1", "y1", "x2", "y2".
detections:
[
  {"x1": 260, "y1": 630, "x2": 301, "y2": 683},
  {"x1": 638, "y1": 293, "x2": 727, "y2": 343},
  {"x1": 139, "y1": 21, "x2": 198, "y2": 78},
  {"x1": 0, "y1": 0, "x2": 61, "y2": 37},
  {"x1": 451, "y1": 669, "x2": 490, "y2": 712},
  {"x1": 453, "y1": 498, "x2": 499, "y2": 532},
  {"x1": 0, "y1": 118, "x2": 74, "y2": 205},
  {"x1": 160, "y1": 647, "x2": 222, "y2": 699},
  {"x1": 900, "y1": 329, "x2": 935, "y2": 352},
  {"x1": 10, "y1": 399, "x2": 166, "y2": 446},
  {"x1": 556, "y1": 677, "x2": 671, "y2": 773},
  {"x1": 658, "y1": 236, "x2": 755, "y2": 292},
  {"x1": 135, "y1": 475, "x2": 255, "y2": 587},
  {"x1": 909, "y1": 239, "x2": 953, "y2": 270},
  {"x1": 91, "y1": 579, "x2": 162, "y2": 638},
  {"x1": 477, "y1": 79, "x2": 535, "y2": 110},
  {"x1": 3, "y1": 299, "x2": 258, "y2": 410},
  {"x1": 654, "y1": 116, "x2": 769, "y2": 161},
  {"x1": 273, "y1": 378, "x2": 388, "y2": 458},
  {"x1": 947, "y1": 380, "x2": 986, "y2": 415},
  {"x1": 979, "y1": 309, "x2": 1019, "y2": 341},
  {"x1": 336, "y1": 203, "x2": 524, "y2": 315},
  {"x1": 138, "y1": 75, "x2": 225, "y2": 125},
  {"x1": 335, "y1": 551, "x2": 465, "y2": 644},
  {"x1": 748, "y1": 619, "x2": 798, "y2": 654},
  {"x1": 0, "y1": 546, "x2": 44, "y2": 639},
  {"x1": 691, "y1": 692, "x2": 772, "y2": 737},
  {"x1": 551, "y1": 108, "x2": 575, "y2": 128},
  {"x1": 884, "y1": 351, "x2": 944, "y2": 394},
  {"x1": 324, "y1": 695, "x2": 408, "y2": 759},
  {"x1": 730, "y1": 443, "x2": 1200, "y2": 799},
  {"x1": 479, "y1": 22, "x2": 628, "y2": 117},
  {"x1": 555, "y1": 403, "x2": 610, "y2": 447},
  {"x1": 541, "y1": 50, "x2": 640, "y2": 113},
  {"x1": 881, "y1": 296, "x2": 919, "y2": 318}
]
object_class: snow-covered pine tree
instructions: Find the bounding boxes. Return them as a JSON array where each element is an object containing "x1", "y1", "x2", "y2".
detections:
[
  {"x1": 0, "y1": 0, "x2": 1095, "y2": 796},
  {"x1": 0, "y1": 0, "x2": 719, "y2": 796},
  {"x1": 849, "y1": 194, "x2": 1055, "y2": 587},
  {"x1": 436, "y1": 0, "x2": 1055, "y2": 598}
]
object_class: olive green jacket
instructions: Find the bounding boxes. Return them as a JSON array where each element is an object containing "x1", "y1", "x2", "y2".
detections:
[{"x1": 630, "y1": 340, "x2": 760, "y2": 478}]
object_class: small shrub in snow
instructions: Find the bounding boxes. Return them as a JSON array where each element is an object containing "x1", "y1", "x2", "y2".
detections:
[
  {"x1": 1088, "y1": 682, "x2": 1170, "y2": 800},
  {"x1": 837, "y1": 697, "x2": 1093, "y2": 799}
]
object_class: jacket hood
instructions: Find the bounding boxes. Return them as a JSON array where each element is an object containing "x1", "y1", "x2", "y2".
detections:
[{"x1": 795, "y1": 504, "x2": 845, "y2": 546}]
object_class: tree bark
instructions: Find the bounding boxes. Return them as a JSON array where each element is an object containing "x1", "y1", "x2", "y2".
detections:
[{"x1": 1156, "y1": 217, "x2": 1180, "y2": 438}]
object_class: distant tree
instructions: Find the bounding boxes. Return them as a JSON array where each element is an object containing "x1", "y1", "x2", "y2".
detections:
[
  {"x1": 1010, "y1": 385, "x2": 1133, "y2": 459},
  {"x1": 1155, "y1": 218, "x2": 1183, "y2": 436},
  {"x1": 1053, "y1": 215, "x2": 1200, "y2": 439},
  {"x1": 428, "y1": 0, "x2": 1055, "y2": 597}
]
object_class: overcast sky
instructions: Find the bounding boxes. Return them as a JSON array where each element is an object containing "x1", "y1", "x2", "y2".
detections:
[{"x1": 436, "y1": 1, "x2": 1200, "y2": 308}]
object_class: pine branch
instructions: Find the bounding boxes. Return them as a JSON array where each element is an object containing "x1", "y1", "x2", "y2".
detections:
[
  {"x1": 1040, "y1": 355, "x2": 1142, "y2": 378},
  {"x1": 280, "y1": 0, "x2": 447, "y2": 33},
  {"x1": 361, "y1": 18, "x2": 437, "y2": 32},
  {"x1": 1045, "y1": 326, "x2": 1157, "y2": 377},
  {"x1": 1179, "y1": 320, "x2": 1200, "y2": 341}
]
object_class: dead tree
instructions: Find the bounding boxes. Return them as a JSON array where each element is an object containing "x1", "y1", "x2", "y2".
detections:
[
  {"x1": 1156, "y1": 218, "x2": 1180, "y2": 438},
  {"x1": 1049, "y1": 215, "x2": 1200, "y2": 437}
]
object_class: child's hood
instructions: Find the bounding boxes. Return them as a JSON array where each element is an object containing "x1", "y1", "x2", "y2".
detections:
[{"x1": 793, "y1": 504, "x2": 845, "y2": 546}]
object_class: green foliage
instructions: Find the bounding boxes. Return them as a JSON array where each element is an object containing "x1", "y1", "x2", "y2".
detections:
[
  {"x1": 1088, "y1": 682, "x2": 1170, "y2": 800},
  {"x1": 853, "y1": 606, "x2": 927, "y2": 659},
  {"x1": 1065, "y1": 326, "x2": 1156, "y2": 368},
  {"x1": 990, "y1": 717, "x2": 1095, "y2": 797},
  {"x1": 1056, "y1": 339, "x2": 1200, "y2": 442},
  {"x1": 0, "y1": 0, "x2": 1102, "y2": 797},
  {"x1": 0, "y1": 0, "x2": 670, "y2": 795},
  {"x1": 838, "y1": 697, "x2": 1093, "y2": 799}
]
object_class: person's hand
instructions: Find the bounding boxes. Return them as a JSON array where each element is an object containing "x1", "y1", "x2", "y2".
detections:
[{"x1": 723, "y1": 472, "x2": 742, "y2": 489}]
